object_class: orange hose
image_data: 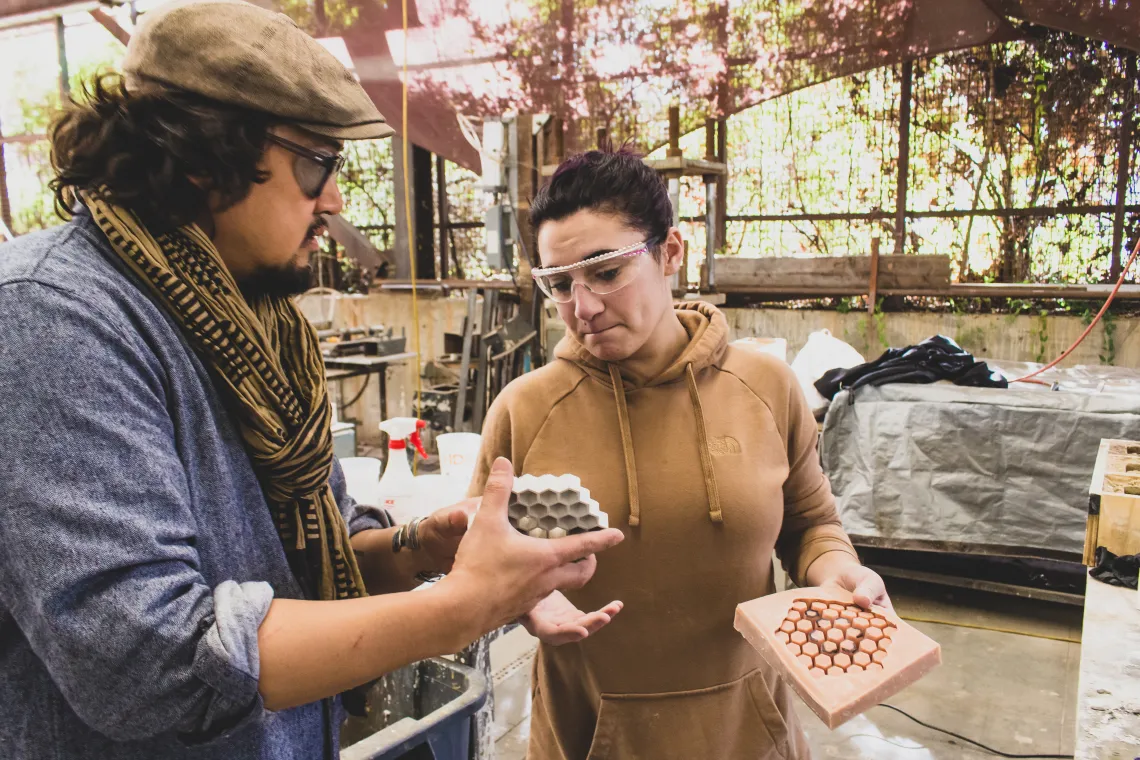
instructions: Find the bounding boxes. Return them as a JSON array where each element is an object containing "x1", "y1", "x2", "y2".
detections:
[{"x1": 1013, "y1": 233, "x2": 1140, "y2": 384}]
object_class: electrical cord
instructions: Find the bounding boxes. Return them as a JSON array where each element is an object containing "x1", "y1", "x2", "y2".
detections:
[
  {"x1": 877, "y1": 704, "x2": 1074, "y2": 759},
  {"x1": 339, "y1": 374, "x2": 371, "y2": 410},
  {"x1": 899, "y1": 614, "x2": 1080, "y2": 644},
  {"x1": 1013, "y1": 233, "x2": 1140, "y2": 384}
]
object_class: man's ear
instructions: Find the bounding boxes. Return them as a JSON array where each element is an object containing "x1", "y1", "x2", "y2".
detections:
[{"x1": 662, "y1": 227, "x2": 685, "y2": 277}]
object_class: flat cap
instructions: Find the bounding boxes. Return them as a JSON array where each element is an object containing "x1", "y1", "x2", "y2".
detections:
[{"x1": 123, "y1": 0, "x2": 394, "y2": 140}]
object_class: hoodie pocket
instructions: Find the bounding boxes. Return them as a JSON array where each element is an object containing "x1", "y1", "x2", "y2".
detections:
[{"x1": 584, "y1": 668, "x2": 791, "y2": 760}]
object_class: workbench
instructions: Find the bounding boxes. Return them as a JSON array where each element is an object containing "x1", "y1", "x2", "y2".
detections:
[
  {"x1": 1074, "y1": 577, "x2": 1140, "y2": 759},
  {"x1": 324, "y1": 351, "x2": 417, "y2": 423}
]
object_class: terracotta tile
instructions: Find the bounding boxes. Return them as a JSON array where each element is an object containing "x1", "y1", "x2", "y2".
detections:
[{"x1": 735, "y1": 587, "x2": 941, "y2": 730}]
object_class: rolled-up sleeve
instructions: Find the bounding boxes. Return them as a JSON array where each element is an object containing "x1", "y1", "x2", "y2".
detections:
[{"x1": 0, "y1": 281, "x2": 269, "y2": 742}]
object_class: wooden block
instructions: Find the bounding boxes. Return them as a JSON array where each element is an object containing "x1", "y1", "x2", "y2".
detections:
[
  {"x1": 1085, "y1": 439, "x2": 1140, "y2": 566},
  {"x1": 735, "y1": 587, "x2": 941, "y2": 729},
  {"x1": 713, "y1": 255, "x2": 951, "y2": 290}
]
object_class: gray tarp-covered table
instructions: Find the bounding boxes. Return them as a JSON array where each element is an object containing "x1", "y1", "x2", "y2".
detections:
[{"x1": 819, "y1": 382, "x2": 1140, "y2": 560}]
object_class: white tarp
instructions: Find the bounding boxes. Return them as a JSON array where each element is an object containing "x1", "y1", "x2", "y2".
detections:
[{"x1": 820, "y1": 380, "x2": 1140, "y2": 560}]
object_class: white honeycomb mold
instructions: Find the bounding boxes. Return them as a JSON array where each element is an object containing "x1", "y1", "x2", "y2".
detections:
[{"x1": 508, "y1": 474, "x2": 608, "y2": 538}]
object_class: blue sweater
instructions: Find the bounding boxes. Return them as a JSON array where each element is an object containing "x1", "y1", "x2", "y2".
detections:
[{"x1": 0, "y1": 213, "x2": 388, "y2": 759}]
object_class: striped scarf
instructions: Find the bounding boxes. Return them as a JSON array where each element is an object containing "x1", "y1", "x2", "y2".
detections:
[{"x1": 82, "y1": 190, "x2": 366, "y2": 601}]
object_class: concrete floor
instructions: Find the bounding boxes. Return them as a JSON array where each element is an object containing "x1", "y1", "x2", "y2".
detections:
[{"x1": 491, "y1": 579, "x2": 1083, "y2": 759}]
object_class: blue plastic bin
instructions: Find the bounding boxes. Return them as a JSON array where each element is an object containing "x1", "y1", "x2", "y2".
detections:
[{"x1": 340, "y1": 658, "x2": 489, "y2": 760}]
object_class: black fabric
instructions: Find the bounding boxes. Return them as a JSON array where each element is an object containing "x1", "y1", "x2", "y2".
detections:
[
  {"x1": 814, "y1": 335, "x2": 1008, "y2": 401},
  {"x1": 1090, "y1": 547, "x2": 1140, "y2": 589}
]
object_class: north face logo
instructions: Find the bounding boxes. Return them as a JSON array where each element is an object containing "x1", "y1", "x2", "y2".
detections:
[{"x1": 709, "y1": 436, "x2": 742, "y2": 456}]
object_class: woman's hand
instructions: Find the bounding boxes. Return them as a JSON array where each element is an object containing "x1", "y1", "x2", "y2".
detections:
[
  {"x1": 818, "y1": 564, "x2": 893, "y2": 612},
  {"x1": 519, "y1": 591, "x2": 623, "y2": 646}
]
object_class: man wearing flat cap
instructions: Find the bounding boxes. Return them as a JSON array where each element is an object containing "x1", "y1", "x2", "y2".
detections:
[{"x1": 0, "y1": 2, "x2": 623, "y2": 758}]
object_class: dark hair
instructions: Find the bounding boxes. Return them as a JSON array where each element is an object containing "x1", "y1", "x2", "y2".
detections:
[
  {"x1": 50, "y1": 73, "x2": 274, "y2": 231},
  {"x1": 530, "y1": 146, "x2": 673, "y2": 260}
]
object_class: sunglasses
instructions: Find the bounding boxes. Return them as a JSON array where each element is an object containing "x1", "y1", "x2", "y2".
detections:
[
  {"x1": 266, "y1": 133, "x2": 345, "y2": 199},
  {"x1": 531, "y1": 241, "x2": 653, "y2": 303}
]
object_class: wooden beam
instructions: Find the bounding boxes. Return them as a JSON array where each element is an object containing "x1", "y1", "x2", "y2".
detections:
[
  {"x1": 0, "y1": 111, "x2": 13, "y2": 236},
  {"x1": 667, "y1": 105, "x2": 681, "y2": 158},
  {"x1": 89, "y1": 7, "x2": 129, "y2": 45},
  {"x1": 895, "y1": 59, "x2": 914, "y2": 256},
  {"x1": 436, "y1": 154, "x2": 448, "y2": 281},
  {"x1": 717, "y1": 282, "x2": 1140, "y2": 300},
  {"x1": 412, "y1": 144, "x2": 435, "y2": 279},
  {"x1": 1110, "y1": 54, "x2": 1137, "y2": 282},
  {"x1": 56, "y1": 15, "x2": 69, "y2": 101},
  {"x1": 714, "y1": 254, "x2": 951, "y2": 290}
]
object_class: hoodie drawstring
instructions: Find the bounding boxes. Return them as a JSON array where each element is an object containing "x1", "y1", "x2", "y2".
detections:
[
  {"x1": 686, "y1": 363, "x2": 723, "y2": 523},
  {"x1": 608, "y1": 363, "x2": 641, "y2": 526},
  {"x1": 607, "y1": 362, "x2": 723, "y2": 526}
]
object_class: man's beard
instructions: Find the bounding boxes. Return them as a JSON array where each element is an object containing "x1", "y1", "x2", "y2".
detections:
[{"x1": 236, "y1": 260, "x2": 315, "y2": 300}]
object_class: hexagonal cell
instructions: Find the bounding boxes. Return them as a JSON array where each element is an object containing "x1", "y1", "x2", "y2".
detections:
[
  {"x1": 814, "y1": 654, "x2": 832, "y2": 669},
  {"x1": 508, "y1": 503, "x2": 527, "y2": 520},
  {"x1": 538, "y1": 515, "x2": 559, "y2": 531},
  {"x1": 809, "y1": 668, "x2": 825, "y2": 679},
  {"x1": 517, "y1": 516, "x2": 538, "y2": 532},
  {"x1": 557, "y1": 515, "x2": 579, "y2": 530},
  {"x1": 791, "y1": 601, "x2": 808, "y2": 612},
  {"x1": 797, "y1": 654, "x2": 813, "y2": 668},
  {"x1": 776, "y1": 631, "x2": 790, "y2": 644},
  {"x1": 528, "y1": 527, "x2": 547, "y2": 539},
  {"x1": 827, "y1": 666, "x2": 844, "y2": 676},
  {"x1": 848, "y1": 664, "x2": 864, "y2": 673},
  {"x1": 859, "y1": 639, "x2": 878, "y2": 655},
  {"x1": 547, "y1": 527, "x2": 568, "y2": 539},
  {"x1": 516, "y1": 490, "x2": 538, "y2": 507},
  {"x1": 787, "y1": 610, "x2": 802, "y2": 623},
  {"x1": 580, "y1": 514, "x2": 600, "y2": 530},
  {"x1": 786, "y1": 643, "x2": 801, "y2": 656},
  {"x1": 802, "y1": 642, "x2": 820, "y2": 657},
  {"x1": 558, "y1": 489, "x2": 579, "y2": 504},
  {"x1": 853, "y1": 651, "x2": 871, "y2": 667},
  {"x1": 548, "y1": 502, "x2": 570, "y2": 517},
  {"x1": 833, "y1": 653, "x2": 852, "y2": 669},
  {"x1": 822, "y1": 641, "x2": 838, "y2": 655},
  {"x1": 790, "y1": 631, "x2": 807, "y2": 645},
  {"x1": 568, "y1": 501, "x2": 589, "y2": 517}
]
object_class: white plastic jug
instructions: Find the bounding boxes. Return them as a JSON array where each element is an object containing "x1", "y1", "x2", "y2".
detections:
[{"x1": 436, "y1": 432, "x2": 482, "y2": 481}]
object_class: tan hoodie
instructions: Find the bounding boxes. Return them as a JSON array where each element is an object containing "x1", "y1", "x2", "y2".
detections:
[{"x1": 469, "y1": 302, "x2": 858, "y2": 760}]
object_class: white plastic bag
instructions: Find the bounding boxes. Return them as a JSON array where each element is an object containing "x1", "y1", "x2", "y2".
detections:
[{"x1": 790, "y1": 330, "x2": 865, "y2": 411}]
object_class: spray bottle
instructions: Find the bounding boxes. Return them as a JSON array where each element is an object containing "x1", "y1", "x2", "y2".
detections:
[{"x1": 377, "y1": 417, "x2": 428, "y2": 524}]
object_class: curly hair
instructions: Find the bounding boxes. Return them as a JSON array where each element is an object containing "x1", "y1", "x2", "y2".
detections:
[
  {"x1": 50, "y1": 73, "x2": 275, "y2": 231},
  {"x1": 530, "y1": 145, "x2": 673, "y2": 261}
]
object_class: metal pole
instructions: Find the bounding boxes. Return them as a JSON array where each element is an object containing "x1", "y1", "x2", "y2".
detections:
[
  {"x1": 56, "y1": 16, "x2": 70, "y2": 102},
  {"x1": 895, "y1": 59, "x2": 914, "y2": 256},
  {"x1": 1110, "y1": 54, "x2": 1137, "y2": 282}
]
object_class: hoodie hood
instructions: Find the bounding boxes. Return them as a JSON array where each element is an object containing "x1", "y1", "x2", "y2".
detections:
[
  {"x1": 554, "y1": 300, "x2": 729, "y2": 388},
  {"x1": 553, "y1": 301, "x2": 730, "y2": 527}
]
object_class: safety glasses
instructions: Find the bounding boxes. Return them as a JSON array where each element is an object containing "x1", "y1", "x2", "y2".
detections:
[
  {"x1": 531, "y1": 241, "x2": 653, "y2": 303},
  {"x1": 266, "y1": 133, "x2": 345, "y2": 199}
]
